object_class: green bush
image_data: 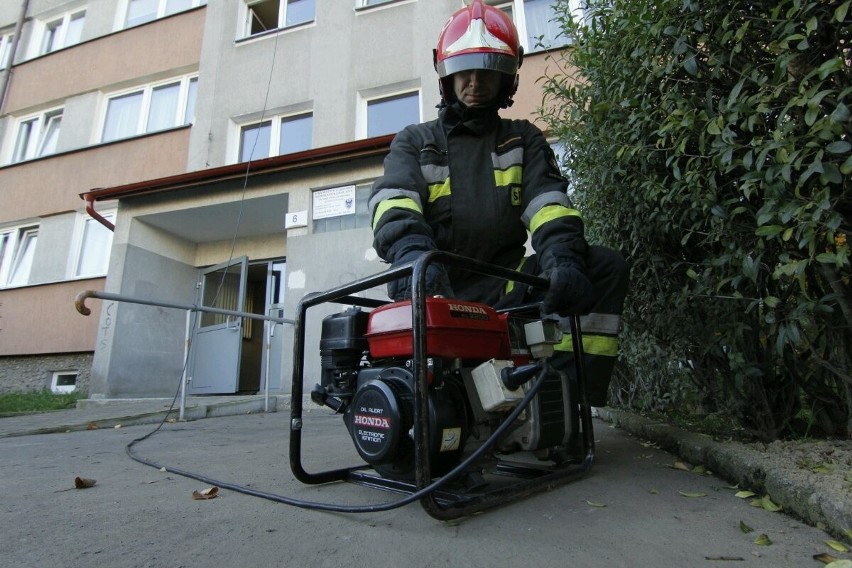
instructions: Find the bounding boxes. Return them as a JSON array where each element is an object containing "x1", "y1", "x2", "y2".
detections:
[{"x1": 541, "y1": 0, "x2": 851, "y2": 440}]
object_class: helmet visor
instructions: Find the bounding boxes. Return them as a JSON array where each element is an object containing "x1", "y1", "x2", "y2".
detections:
[{"x1": 436, "y1": 52, "x2": 518, "y2": 78}]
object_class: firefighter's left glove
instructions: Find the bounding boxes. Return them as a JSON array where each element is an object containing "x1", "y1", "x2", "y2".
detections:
[{"x1": 541, "y1": 264, "x2": 595, "y2": 316}]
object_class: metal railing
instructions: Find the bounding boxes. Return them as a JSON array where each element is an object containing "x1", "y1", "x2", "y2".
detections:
[{"x1": 75, "y1": 290, "x2": 295, "y2": 420}]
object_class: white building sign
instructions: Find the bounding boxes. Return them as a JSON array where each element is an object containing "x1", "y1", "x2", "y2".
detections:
[{"x1": 312, "y1": 185, "x2": 356, "y2": 220}]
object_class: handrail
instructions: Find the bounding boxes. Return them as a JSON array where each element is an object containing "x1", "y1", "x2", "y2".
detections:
[
  {"x1": 75, "y1": 289, "x2": 296, "y2": 419},
  {"x1": 75, "y1": 289, "x2": 295, "y2": 324}
]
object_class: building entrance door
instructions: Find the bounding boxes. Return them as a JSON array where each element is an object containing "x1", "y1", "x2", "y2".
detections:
[{"x1": 187, "y1": 256, "x2": 248, "y2": 394}]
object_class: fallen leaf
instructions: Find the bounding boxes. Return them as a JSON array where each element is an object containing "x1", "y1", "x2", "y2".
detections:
[
  {"x1": 814, "y1": 552, "x2": 838, "y2": 564},
  {"x1": 825, "y1": 561, "x2": 852, "y2": 568},
  {"x1": 86, "y1": 422, "x2": 98, "y2": 430},
  {"x1": 813, "y1": 464, "x2": 835, "y2": 474},
  {"x1": 585, "y1": 500, "x2": 606, "y2": 508},
  {"x1": 749, "y1": 498, "x2": 763, "y2": 508},
  {"x1": 159, "y1": 467, "x2": 167, "y2": 472},
  {"x1": 167, "y1": 418, "x2": 177, "y2": 423},
  {"x1": 735, "y1": 490, "x2": 756, "y2": 499},
  {"x1": 754, "y1": 533, "x2": 772, "y2": 546},
  {"x1": 740, "y1": 520, "x2": 754, "y2": 534},
  {"x1": 649, "y1": 488, "x2": 659, "y2": 495},
  {"x1": 672, "y1": 461, "x2": 691, "y2": 471},
  {"x1": 114, "y1": 424, "x2": 122, "y2": 429},
  {"x1": 825, "y1": 540, "x2": 850, "y2": 553},
  {"x1": 192, "y1": 486, "x2": 219, "y2": 500},
  {"x1": 74, "y1": 477, "x2": 96, "y2": 489},
  {"x1": 845, "y1": 529, "x2": 852, "y2": 540},
  {"x1": 693, "y1": 465, "x2": 707, "y2": 475},
  {"x1": 679, "y1": 491, "x2": 707, "y2": 498},
  {"x1": 761, "y1": 495, "x2": 782, "y2": 512}
]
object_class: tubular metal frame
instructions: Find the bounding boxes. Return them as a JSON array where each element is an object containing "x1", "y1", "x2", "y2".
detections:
[{"x1": 289, "y1": 251, "x2": 596, "y2": 520}]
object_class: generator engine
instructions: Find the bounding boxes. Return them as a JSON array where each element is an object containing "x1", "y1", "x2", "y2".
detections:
[{"x1": 310, "y1": 297, "x2": 580, "y2": 481}]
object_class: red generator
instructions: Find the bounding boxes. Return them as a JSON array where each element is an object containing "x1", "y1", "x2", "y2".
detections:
[{"x1": 289, "y1": 251, "x2": 595, "y2": 519}]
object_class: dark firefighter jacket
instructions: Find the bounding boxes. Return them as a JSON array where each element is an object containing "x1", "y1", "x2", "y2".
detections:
[{"x1": 369, "y1": 102, "x2": 587, "y2": 305}]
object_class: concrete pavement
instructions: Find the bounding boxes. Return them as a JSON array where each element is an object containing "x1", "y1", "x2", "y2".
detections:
[{"x1": 1, "y1": 394, "x2": 850, "y2": 561}]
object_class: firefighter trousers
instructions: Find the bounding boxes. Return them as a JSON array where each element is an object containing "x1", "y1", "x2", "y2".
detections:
[{"x1": 496, "y1": 245, "x2": 630, "y2": 406}]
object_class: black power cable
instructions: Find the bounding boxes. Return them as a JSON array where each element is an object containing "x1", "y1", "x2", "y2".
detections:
[{"x1": 125, "y1": 362, "x2": 548, "y2": 513}]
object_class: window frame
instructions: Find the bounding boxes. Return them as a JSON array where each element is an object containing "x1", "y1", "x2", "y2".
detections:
[
  {"x1": 100, "y1": 75, "x2": 198, "y2": 143},
  {"x1": 37, "y1": 9, "x2": 86, "y2": 56},
  {"x1": 357, "y1": 89, "x2": 421, "y2": 139},
  {"x1": 355, "y1": 0, "x2": 408, "y2": 8},
  {"x1": 0, "y1": 224, "x2": 39, "y2": 288},
  {"x1": 123, "y1": 0, "x2": 207, "y2": 29},
  {"x1": 8, "y1": 107, "x2": 63, "y2": 164},
  {"x1": 240, "y1": 0, "x2": 316, "y2": 39},
  {"x1": 0, "y1": 31, "x2": 13, "y2": 69},
  {"x1": 486, "y1": 0, "x2": 582, "y2": 54},
  {"x1": 50, "y1": 371, "x2": 79, "y2": 394},
  {"x1": 236, "y1": 111, "x2": 313, "y2": 163},
  {"x1": 68, "y1": 209, "x2": 116, "y2": 279}
]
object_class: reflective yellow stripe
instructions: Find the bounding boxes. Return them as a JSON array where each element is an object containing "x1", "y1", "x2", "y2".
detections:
[
  {"x1": 372, "y1": 198, "x2": 423, "y2": 231},
  {"x1": 494, "y1": 165, "x2": 522, "y2": 187},
  {"x1": 504, "y1": 257, "x2": 529, "y2": 294},
  {"x1": 428, "y1": 180, "x2": 451, "y2": 203},
  {"x1": 554, "y1": 333, "x2": 619, "y2": 357},
  {"x1": 529, "y1": 204, "x2": 582, "y2": 235}
]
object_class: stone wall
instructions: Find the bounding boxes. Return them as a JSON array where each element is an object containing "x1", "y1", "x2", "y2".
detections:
[{"x1": 0, "y1": 353, "x2": 93, "y2": 394}]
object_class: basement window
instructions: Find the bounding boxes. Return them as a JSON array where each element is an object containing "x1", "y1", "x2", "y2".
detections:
[{"x1": 51, "y1": 371, "x2": 78, "y2": 394}]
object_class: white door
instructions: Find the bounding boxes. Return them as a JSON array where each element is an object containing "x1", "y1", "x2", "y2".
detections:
[
  {"x1": 188, "y1": 257, "x2": 248, "y2": 394},
  {"x1": 261, "y1": 260, "x2": 286, "y2": 392}
]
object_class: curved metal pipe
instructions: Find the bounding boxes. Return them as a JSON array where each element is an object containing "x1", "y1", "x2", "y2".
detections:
[{"x1": 84, "y1": 194, "x2": 116, "y2": 232}]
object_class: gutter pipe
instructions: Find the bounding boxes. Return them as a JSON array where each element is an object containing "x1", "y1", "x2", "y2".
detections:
[{"x1": 85, "y1": 193, "x2": 116, "y2": 231}]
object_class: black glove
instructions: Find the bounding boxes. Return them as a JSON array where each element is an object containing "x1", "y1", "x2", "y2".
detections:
[
  {"x1": 388, "y1": 261, "x2": 454, "y2": 300},
  {"x1": 386, "y1": 237, "x2": 454, "y2": 300},
  {"x1": 541, "y1": 263, "x2": 595, "y2": 315}
]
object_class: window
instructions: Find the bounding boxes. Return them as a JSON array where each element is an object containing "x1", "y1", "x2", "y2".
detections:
[
  {"x1": 125, "y1": 0, "x2": 206, "y2": 28},
  {"x1": 365, "y1": 92, "x2": 420, "y2": 138},
  {"x1": 238, "y1": 113, "x2": 312, "y2": 162},
  {"x1": 11, "y1": 109, "x2": 62, "y2": 163},
  {"x1": 101, "y1": 76, "x2": 197, "y2": 142},
  {"x1": 0, "y1": 225, "x2": 38, "y2": 287},
  {"x1": 51, "y1": 372, "x2": 78, "y2": 394},
  {"x1": 72, "y1": 212, "x2": 115, "y2": 278},
  {"x1": 243, "y1": 0, "x2": 315, "y2": 37},
  {"x1": 521, "y1": 0, "x2": 562, "y2": 52},
  {"x1": 40, "y1": 10, "x2": 86, "y2": 55},
  {"x1": 487, "y1": 0, "x2": 577, "y2": 53},
  {"x1": 0, "y1": 32, "x2": 13, "y2": 69}
]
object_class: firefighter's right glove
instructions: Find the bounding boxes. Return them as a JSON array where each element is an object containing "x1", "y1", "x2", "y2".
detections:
[
  {"x1": 386, "y1": 237, "x2": 454, "y2": 300},
  {"x1": 388, "y1": 262, "x2": 453, "y2": 300},
  {"x1": 541, "y1": 264, "x2": 595, "y2": 316}
]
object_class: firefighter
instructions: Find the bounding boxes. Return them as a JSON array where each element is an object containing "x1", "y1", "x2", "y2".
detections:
[{"x1": 368, "y1": 0, "x2": 629, "y2": 408}]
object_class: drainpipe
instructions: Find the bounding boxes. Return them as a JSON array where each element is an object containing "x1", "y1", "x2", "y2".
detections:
[
  {"x1": 0, "y1": 0, "x2": 29, "y2": 114},
  {"x1": 85, "y1": 193, "x2": 116, "y2": 231}
]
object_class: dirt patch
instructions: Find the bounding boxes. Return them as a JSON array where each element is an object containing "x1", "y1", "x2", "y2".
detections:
[{"x1": 757, "y1": 438, "x2": 852, "y2": 495}]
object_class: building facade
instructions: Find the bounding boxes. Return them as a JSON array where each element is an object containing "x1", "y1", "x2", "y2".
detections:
[{"x1": 0, "y1": 0, "x2": 577, "y2": 398}]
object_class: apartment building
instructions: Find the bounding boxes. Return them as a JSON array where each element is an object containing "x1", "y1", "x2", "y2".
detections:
[{"x1": 0, "y1": 0, "x2": 577, "y2": 399}]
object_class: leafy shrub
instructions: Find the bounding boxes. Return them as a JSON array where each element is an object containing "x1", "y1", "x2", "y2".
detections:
[{"x1": 541, "y1": 0, "x2": 851, "y2": 440}]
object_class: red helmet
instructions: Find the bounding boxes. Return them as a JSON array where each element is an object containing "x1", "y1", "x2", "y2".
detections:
[{"x1": 433, "y1": 0, "x2": 524, "y2": 108}]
